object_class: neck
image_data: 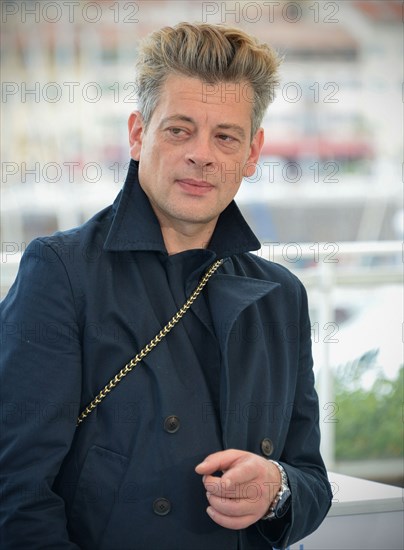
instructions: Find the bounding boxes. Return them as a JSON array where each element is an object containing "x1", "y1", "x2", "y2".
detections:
[{"x1": 159, "y1": 220, "x2": 218, "y2": 255}]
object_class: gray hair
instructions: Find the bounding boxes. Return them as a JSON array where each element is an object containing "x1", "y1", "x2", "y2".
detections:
[{"x1": 134, "y1": 22, "x2": 281, "y2": 139}]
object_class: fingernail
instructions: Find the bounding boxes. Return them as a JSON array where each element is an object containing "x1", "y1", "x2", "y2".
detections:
[
  {"x1": 225, "y1": 478, "x2": 232, "y2": 489},
  {"x1": 207, "y1": 506, "x2": 215, "y2": 518},
  {"x1": 206, "y1": 491, "x2": 211, "y2": 499}
]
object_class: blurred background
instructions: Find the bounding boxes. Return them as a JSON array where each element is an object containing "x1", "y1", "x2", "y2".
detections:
[{"x1": 1, "y1": 0, "x2": 402, "y2": 485}]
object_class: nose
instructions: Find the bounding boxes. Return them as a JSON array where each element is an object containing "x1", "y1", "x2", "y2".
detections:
[{"x1": 185, "y1": 133, "x2": 215, "y2": 168}]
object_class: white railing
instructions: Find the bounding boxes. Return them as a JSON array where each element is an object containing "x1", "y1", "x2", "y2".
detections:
[{"x1": 256, "y1": 241, "x2": 402, "y2": 470}]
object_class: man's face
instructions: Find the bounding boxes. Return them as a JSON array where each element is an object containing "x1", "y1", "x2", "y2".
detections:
[{"x1": 128, "y1": 74, "x2": 264, "y2": 232}]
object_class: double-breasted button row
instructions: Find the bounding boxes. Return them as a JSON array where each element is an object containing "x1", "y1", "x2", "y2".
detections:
[
  {"x1": 163, "y1": 415, "x2": 180, "y2": 433},
  {"x1": 153, "y1": 498, "x2": 171, "y2": 516},
  {"x1": 260, "y1": 437, "x2": 274, "y2": 457}
]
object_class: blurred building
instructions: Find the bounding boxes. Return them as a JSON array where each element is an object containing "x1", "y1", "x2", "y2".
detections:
[{"x1": 1, "y1": 0, "x2": 401, "y2": 245}]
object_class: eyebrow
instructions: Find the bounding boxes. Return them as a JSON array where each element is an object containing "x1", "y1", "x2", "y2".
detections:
[
  {"x1": 159, "y1": 115, "x2": 194, "y2": 127},
  {"x1": 159, "y1": 115, "x2": 247, "y2": 140}
]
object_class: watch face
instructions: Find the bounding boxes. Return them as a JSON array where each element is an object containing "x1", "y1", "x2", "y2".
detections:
[{"x1": 275, "y1": 488, "x2": 291, "y2": 518}]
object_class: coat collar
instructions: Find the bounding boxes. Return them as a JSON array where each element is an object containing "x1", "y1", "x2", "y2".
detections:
[{"x1": 104, "y1": 159, "x2": 261, "y2": 258}]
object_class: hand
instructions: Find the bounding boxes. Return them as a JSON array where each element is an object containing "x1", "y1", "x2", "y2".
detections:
[{"x1": 195, "y1": 449, "x2": 281, "y2": 530}]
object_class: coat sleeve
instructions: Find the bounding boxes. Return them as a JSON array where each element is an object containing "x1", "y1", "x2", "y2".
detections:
[
  {"x1": 0, "y1": 238, "x2": 81, "y2": 549},
  {"x1": 257, "y1": 280, "x2": 333, "y2": 549}
]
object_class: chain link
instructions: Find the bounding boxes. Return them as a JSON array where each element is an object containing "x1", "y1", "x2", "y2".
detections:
[{"x1": 76, "y1": 259, "x2": 223, "y2": 426}]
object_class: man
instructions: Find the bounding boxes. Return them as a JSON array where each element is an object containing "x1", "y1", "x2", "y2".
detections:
[{"x1": 1, "y1": 22, "x2": 332, "y2": 549}]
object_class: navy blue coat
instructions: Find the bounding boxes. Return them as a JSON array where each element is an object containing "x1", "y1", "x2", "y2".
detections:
[{"x1": 1, "y1": 160, "x2": 332, "y2": 549}]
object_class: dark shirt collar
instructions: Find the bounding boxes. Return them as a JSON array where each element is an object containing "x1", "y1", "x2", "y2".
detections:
[{"x1": 104, "y1": 159, "x2": 261, "y2": 258}]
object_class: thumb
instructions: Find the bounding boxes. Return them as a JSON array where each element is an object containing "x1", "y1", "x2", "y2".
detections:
[{"x1": 195, "y1": 449, "x2": 247, "y2": 475}]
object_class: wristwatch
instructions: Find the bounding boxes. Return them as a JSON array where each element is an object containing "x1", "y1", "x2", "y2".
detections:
[{"x1": 262, "y1": 460, "x2": 291, "y2": 521}]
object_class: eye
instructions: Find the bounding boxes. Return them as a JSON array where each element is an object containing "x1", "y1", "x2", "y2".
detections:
[
  {"x1": 168, "y1": 127, "x2": 187, "y2": 137},
  {"x1": 217, "y1": 134, "x2": 235, "y2": 142},
  {"x1": 217, "y1": 134, "x2": 240, "y2": 150}
]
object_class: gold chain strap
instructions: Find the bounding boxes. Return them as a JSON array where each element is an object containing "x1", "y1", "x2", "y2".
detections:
[{"x1": 77, "y1": 259, "x2": 224, "y2": 426}]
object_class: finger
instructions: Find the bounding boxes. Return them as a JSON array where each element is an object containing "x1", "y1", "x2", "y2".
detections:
[
  {"x1": 203, "y1": 475, "x2": 228, "y2": 496},
  {"x1": 206, "y1": 492, "x2": 259, "y2": 517},
  {"x1": 221, "y1": 454, "x2": 279, "y2": 493},
  {"x1": 220, "y1": 459, "x2": 260, "y2": 488},
  {"x1": 195, "y1": 449, "x2": 248, "y2": 475},
  {"x1": 201, "y1": 457, "x2": 262, "y2": 493},
  {"x1": 202, "y1": 474, "x2": 268, "y2": 506},
  {"x1": 202, "y1": 474, "x2": 251, "y2": 495},
  {"x1": 206, "y1": 506, "x2": 257, "y2": 530}
]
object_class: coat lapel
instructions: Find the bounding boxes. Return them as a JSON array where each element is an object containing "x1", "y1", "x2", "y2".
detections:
[{"x1": 207, "y1": 273, "x2": 280, "y2": 350}]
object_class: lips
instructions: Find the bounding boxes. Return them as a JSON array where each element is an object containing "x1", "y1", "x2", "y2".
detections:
[{"x1": 176, "y1": 178, "x2": 214, "y2": 196}]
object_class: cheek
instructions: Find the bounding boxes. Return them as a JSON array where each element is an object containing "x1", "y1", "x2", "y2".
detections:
[{"x1": 220, "y1": 156, "x2": 251, "y2": 184}]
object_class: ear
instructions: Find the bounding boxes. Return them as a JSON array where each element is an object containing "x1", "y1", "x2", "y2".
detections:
[
  {"x1": 128, "y1": 111, "x2": 145, "y2": 160},
  {"x1": 243, "y1": 127, "x2": 264, "y2": 178}
]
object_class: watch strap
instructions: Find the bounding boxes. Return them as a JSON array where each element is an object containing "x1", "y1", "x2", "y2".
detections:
[{"x1": 262, "y1": 460, "x2": 291, "y2": 521}]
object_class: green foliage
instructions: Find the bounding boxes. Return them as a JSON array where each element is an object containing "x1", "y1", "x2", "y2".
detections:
[{"x1": 333, "y1": 356, "x2": 403, "y2": 460}]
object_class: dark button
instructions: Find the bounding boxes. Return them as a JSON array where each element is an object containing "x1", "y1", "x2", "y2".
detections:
[
  {"x1": 153, "y1": 497, "x2": 171, "y2": 516},
  {"x1": 260, "y1": 438, "x2": 274, "y2": 457},
  {"x1": 164, "y1": 415, "x2": 180, "y2": 433}
]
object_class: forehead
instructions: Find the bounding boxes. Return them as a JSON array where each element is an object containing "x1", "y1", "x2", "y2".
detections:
[{"x1": 154, "y1": 74, "x2": 253, "y2": 122}]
